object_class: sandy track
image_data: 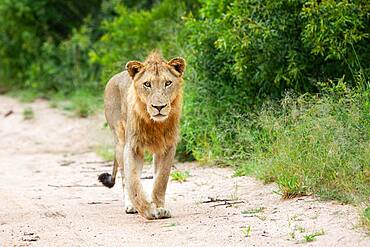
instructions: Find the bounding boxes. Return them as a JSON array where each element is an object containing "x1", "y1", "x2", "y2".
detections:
[{"x1": 0, "y1": 95, "x2": 368, "y2": 246}]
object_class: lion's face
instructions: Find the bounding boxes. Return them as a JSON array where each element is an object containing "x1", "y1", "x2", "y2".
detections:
[
  {"x1": 135, "y1": 67, "x2": 181, "y2": 122},
  {"x1": 127, "y1": 55, "x2": 185, "y2": 122}
]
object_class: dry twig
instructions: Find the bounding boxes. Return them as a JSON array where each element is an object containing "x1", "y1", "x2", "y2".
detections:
[
  {"x1": 4, "y1": 110, "x2": 13, "y2": 117},
  {"x1": 48, "y1": 184, "x2": 101, "y2": 188},
  {"x1": 201, "y1": 196, "x2": 245, "y2": 208}
]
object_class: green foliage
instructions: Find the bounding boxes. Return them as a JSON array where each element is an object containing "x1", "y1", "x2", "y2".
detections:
[
  {"x1": 95, "y1": 145, "x2": 115, "y2": 161},
  {"x1": 303, "y1": 230, "x2": 325, "y2": 242},
  {"x1": 180, "y1": 68, "x2": 255, "y2": 165},
  {"x1": 23, "y1": 107, "x2": 34, "y2": 120},
  {"x1": 180, "y1": 0, "x2": 370, "y2": 169},
  {"x1": 0, "y1": 0, "x2": 103, "y2": 86},
  {"x1": 185, "y1": 0, "x2": 370, "y2": 98},
  {"x1": 237, "y1": 88, "x2": 370, "y2": 204},
  {"x1": 362, "y1": 207, "x2": 370, "y2": 230},
  {"x1": 8, "y1": 89, "x2": 39, "y2": 103},
  {"x1": 170, "y1": 170, "x2": 190, "y2": 182},
  {"x1": 26, "y1": 25, "x2": 100, "y2": 93},
  {"x1": 241, "y1": 225, "x2": 251, "y2": 238},
  {"x1": 277, "y1": 175, "x2": 306, "y2": 199},
  {"x1": 124, "y1": 0, "x2": 160, "y2": 9},
  {"x1": 179, "y1": 1, "x2": 370, "y2": 209},
  {"x1": 241, "y1": 207, "x2": 265, "y2": 215},
  {"x1": 91, "y1": 0, "x2": 187, "y2": 83},
  {"x1": 63, "y1": 90, "x2": 102, "y2": 117}
]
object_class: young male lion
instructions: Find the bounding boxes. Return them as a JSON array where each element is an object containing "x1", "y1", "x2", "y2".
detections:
[{"x1": 98, "y1": 52, "x2": 185, "y2": 220}]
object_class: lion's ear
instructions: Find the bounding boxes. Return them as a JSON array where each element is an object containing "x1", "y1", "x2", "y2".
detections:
[
  {"x1": 168, "y1": 57, "x2": 186, "y2": 76},
  {"x1": 126, "y1": 61, "x2": 144, "y2": 79}
]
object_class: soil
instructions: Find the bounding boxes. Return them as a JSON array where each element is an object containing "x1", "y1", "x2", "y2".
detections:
[{"x1": 0, "y1": 95, "x2": 368, "y2": 246}]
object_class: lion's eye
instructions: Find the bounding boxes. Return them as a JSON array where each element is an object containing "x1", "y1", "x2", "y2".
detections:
[
  {"x1": 165, "y1": 80, "x2": 172, "y2": 87},
  {"x1": 143, "y1": 81, "x2": 151, "y2": 88}
]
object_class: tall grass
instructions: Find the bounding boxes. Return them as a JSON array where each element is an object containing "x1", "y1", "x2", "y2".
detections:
[{"x1": 235, "y1": 89, "x2": 369, "y2": 204}]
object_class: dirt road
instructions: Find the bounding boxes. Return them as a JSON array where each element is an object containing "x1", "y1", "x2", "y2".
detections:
[{"x1": 0, "y1": 95, "x2": 368, "y2": 246}]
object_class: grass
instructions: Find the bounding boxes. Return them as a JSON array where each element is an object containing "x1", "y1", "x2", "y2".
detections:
[
  {"x1": 241, "y1": 207, "x2": 265, "y2": 215},
  {"x1": 49, "y1": 101, "x2": 58, "y2": 108},
  {"x1": 296, "y1": 225, "x2": 306, "y2": 234},
  {"x1": 60, "y1": 90, "x2": 101, "y2": 118},
  {"x1": 235, "y1": 92, "x2": 370, "y2": 205},
  {"x1": 303, "y1": 229, "x2": 325, "y2": 242},
  {"x1": 6, "y1": 88, "x2": 102, "y2": 118},
  {"x1": 182, "y1": 85, "x2": 369, "y2": 229},
  {"x1": 164, "y1": 222, "x2": 177, "y2": 227},
  {"x1": 361, "y1": 207, "x2": 370, "y2": 230},
  {"x1": 8, "y1": 89, "x2": 39, "y2": 103},
  {"x1": 170, "y1": 170, "x2": 190, "y2": 182},
  {"x1": 95, "y1": 145, "x2": 115, "y2": 161},
  {"x1": 183, "y1": 86, "x2": 369, "y2": 207},
  {"x1": 95, "y1": 145, "x2": 156, "y2": 164},
  {"x1": 23, "y1": 107, "x2": 34, "y2": 120},
  {"x1": 241, "y1": 225, "x2": 251, "y2": 237},
  {"x1": 288, "y1": 218, "x2": 324, "y2": 242}
]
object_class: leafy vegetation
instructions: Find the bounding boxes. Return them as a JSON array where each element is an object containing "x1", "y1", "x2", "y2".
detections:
[
  {"x1": 8, "y1": 89, "x2": 39, "y2": 103},
  {"x1": 241, "y1": 207, "x2": 265, "y2": 215},
  {"x1": 23, "y1": 107, "x2": 34, "y2": 120},
  {"x1": 0, "y1": 0, "x2": 104, "y2": 91},
  {"x1": 181, "y1": 0, "x2": 370, "y2": 164},
  {"x1": 95, "y1": 145, "x2": 115, "y2": 161},
  {"x1": 362, "y1": 207, "x2": 370, "y2": 229},
  {"x1": 241, "y1": 225, "x2": 252, "y2": 238},
  {"x1": 0, "y1": 0, "x2": 369, "y2": 220},
  {"x1": 303, "y1": 229, "x2": 325, "y2": 242},
  {"x1": 90, "y1": 0, "x2": 188, "y2": 83},
  {"x1": 235, "y1": 87, "x2": 370, "y2": 204},
  {"x1": 170, "y1": 170, "x2": 190, "y2": 182}
]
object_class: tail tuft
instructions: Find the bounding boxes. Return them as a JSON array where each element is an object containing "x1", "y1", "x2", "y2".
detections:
[{"x1": 98, "y1": 173, "x2": 115, "y2": 188}]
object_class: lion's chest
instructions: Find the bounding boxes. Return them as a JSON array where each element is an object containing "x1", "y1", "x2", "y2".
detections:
[{"x1": 133, "y1": 118, "x2": 178, "y2": 154}]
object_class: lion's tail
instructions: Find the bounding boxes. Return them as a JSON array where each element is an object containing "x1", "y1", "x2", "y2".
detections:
[{"x1": 98, "y1": 158, "x2": 118, "y2": 188}]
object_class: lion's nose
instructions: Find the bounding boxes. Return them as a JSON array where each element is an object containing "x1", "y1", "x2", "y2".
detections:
[{"x1": 152, "y1": 104, "x2": 167, "y2": 112}]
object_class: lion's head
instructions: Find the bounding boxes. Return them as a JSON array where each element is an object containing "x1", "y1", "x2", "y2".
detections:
[{"x1": 126, "y1": 52, "x2": 186, "y2": 122}]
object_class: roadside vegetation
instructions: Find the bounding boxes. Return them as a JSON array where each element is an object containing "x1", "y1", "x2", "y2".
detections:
[
  {"x1": 0, "y1": 0, "x2": 369, "y2": 227},
  {"x1": 170, "y1": 170, "x2": 190, "y2": 183},
  {"x1": 22, "y1": 107, "x2": 34, "y2": 120}
]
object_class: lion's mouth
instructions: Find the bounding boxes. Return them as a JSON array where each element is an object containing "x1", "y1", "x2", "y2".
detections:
[{"x1": 152, "y1": 113, "x2": 168, "y2": 121}]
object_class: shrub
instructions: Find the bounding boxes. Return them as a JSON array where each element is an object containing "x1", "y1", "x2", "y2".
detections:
[
  {"x1": 25, "y1": 24, "x2": 100, "y2": 93},
  {"x1": 185, "y1": 0, "x2": 370, "y2": 99},
  {"x1": 180, "y1": 0, "x2": 370, "y2": 165},
  {"x1": 236, "y1": 87, "x2": 370, "y2": 203},
  {"x1": 90, "y1": 0, "x2": 188, "y2": 83},
  {"x1": 0, "y1": 0, "x2": 103, "y2": 87}
]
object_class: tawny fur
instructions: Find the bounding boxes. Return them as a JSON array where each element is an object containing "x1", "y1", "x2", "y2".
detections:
[{"x1": 99, "y1": 52, "x2": 185, "y2": 220}]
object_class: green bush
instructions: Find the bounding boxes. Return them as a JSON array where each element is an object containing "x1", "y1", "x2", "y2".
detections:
[
  {"x1": 185, "y1": 0, "x2": 370, "y2": 98},
  {"x1": 24, "y1": 24, "x2": 100, "y2": 93},
  {"x1": 236, "y1": 86, "x2": 370, "y2": 203},
  {"x1": 90, "y1": 0, "x2": 188, "y2": 83},
  {"x1": 0, "y1": 0, "x2": 103, "y2": 87},
  {"x1": 180, "y1": 0, "x2": 370, "y2": 164}
]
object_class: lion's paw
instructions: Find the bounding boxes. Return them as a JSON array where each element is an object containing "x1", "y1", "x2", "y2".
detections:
[
  {"x1": 151, "y1": 207, "x2": 171, "y2": 219},
  {"x1": 125, "y1": 205, "x2": 138, "y2": 214}
]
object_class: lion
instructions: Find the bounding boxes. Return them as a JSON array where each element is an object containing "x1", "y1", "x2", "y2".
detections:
[{"x1": 98, "y1": 52, "x2": 186, "y2": 220}]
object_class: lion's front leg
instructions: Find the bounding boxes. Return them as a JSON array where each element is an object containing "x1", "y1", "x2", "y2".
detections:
[
  {"x1": 151, "y1": 146, "x2": 175, "y2": 215},
  {"x1": 124, "y1": 144, "x2": 170, "y2": 220}
]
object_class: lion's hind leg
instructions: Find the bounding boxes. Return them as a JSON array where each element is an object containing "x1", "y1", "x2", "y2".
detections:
[
  {"x1": 122, "y1": 151, "x2": 138, "y2": 214},
  {"x1": 98, "y1": 125, "x2": 123, "y2": 189}
]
